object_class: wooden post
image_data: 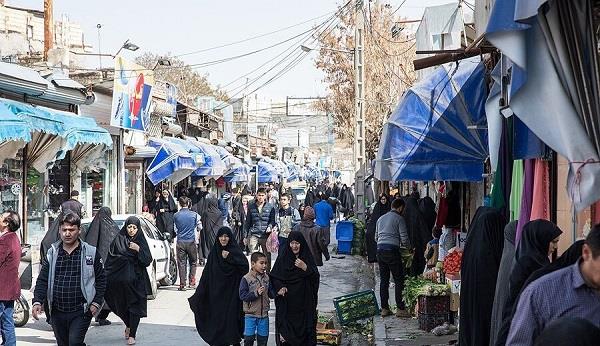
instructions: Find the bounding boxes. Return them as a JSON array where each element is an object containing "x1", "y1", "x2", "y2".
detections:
[{"x1": 43, "y1": 0, "x2": 54, "y2": 61}]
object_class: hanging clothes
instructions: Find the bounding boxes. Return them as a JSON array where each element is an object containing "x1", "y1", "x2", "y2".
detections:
[
  {"x1": 366, "y1": 195, "x2": 391, "y2": 263},
  {"x1": 458, "y1": 207, "x2": 506, "y2": 346},
  {"x1": 495, "y1": 219, "x2": 563, "y2": 346},
  {"x1": 188, "y1": 227, "x2": 248, "y2": 345},
  {"x1": 509, "y1": 160, "x2": 524, "y2": 221},
  {"x1": 516, "y1": 159, "x2": 535, "y2": 243},
  {"x1": 530, "y1": 159, "x2": 550, "y2": 220},
  {"x1": 490, "y1": 220, "x2": 518, "y2": 346},
  {"x1": 435, "y1": 183, "x2": 448, "y2": 227},
  {"x1": 271, "y1": 231, "x2": 320, "y2": 345}
]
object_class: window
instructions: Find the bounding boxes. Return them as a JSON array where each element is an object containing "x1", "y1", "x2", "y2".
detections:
[
  {"x1": 257, "y1": 125, "x2": 267, "y2": 137},
  {"x1": 26, "y1": 25, "x2": 34, "y2": 40},
  {"x1": 431, "y1": 33, "x2": 452, "y2": 50}
]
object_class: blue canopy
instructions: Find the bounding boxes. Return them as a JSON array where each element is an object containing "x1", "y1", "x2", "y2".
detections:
[
  {"x1": 258, "y1": 160, "x2": 279, "y2": 183},
  {"x1": 0, "y1": 100, "x2": 32, "y2": 143},
  {"x1": 286, "y1": 163, "x2": 301, "y2": 182},
  {"x1": 223, "y1": 164, "x2": 250, "y2": 183},
  {"x1": 162, "y1": 137, "x2": 206, "y2": 167},
  {"x1": 375, "y1": 57, "x2": 488, "y2": 182},
  {"x1": 146, "y1": 140, "x2": 196, "y2": 185},
  {"x1": 188, "y1": 141, "x2": 227, "y2": 177}
]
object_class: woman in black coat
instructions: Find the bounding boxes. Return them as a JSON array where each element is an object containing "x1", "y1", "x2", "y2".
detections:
[
  {"x1": 104, "y1": 216, "x2": 153, "y2": 345},
  {"x1": 271, "y1": 231, "x2": 320, "y2": 345},
  {"x1": 188, "y1": 227, "x2": 248, "y2": 346},
  {"x1": 495, "y1": 219, "x2": 562, "y2": 346},
  {"x1": 458, "y1": 207, "x2": 506, "y2": 346},
  {"x1": 155, "y1": 189, "x2": 177, "y2": 239},
  {"x1": 365, "y1": 194, "x2": 391, "y2": 263}
]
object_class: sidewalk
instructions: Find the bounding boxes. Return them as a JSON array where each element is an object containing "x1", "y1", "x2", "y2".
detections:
[{"x1": 371, "y1": 263, "x2": 458, "y2": 346}]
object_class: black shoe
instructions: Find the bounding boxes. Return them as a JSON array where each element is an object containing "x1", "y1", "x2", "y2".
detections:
[{"x1": 97, "y1": 319, "x2": 111, "y2": 326}]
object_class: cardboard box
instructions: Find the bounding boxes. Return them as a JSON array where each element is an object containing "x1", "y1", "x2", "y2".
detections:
[
  {"x1": 450, "y1": 292, "x2": 460, "y2": 311},
  {"x1": 446, "y1": 277, "x2": 461, "y2": 294}
]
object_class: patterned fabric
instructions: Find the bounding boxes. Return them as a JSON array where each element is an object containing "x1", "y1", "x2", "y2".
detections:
[
  {"x1": 52, "y1": 245, "x2": 85, "y2": 313},
  {"x1": 507, "y1": 262, "x2": 600, "y2": 345}
]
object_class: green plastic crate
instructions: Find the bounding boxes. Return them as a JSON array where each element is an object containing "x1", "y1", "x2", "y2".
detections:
[{"x1": 333, "y1": 290, "x2": 380, "y2": 325}]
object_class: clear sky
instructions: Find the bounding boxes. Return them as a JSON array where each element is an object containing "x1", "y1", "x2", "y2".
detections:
[{"x1": 8, "y1": 0, "x2": 457, "y2": 101}]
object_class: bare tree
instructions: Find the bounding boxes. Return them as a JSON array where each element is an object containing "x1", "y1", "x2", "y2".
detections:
[
  {"x1": 313, "y1": 1, "x2": 416, "y2": 159},
  {"x1": 135, "y1": 52, "x2": 228, "y2": 105}
]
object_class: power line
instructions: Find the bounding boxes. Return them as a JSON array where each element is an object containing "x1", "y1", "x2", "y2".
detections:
[{"x1": 173, "y1": 10, "x2": 335, "y2": 58}]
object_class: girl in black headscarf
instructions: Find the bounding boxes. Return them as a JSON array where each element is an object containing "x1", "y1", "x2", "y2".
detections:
[
  {"x1": 271, "y1": 231, "x2": 320, "y2": 345},
  {"x1": 418, "y1": 196, "x2": 437, "y2": 233},
  {"x1": 522, "y1": 239, "x2": 584, "y2": 290},
  {"x1": 104, "y1": 216, "x2": 153, "y2": 345},
  {"x1": 188, "y1": 227, "x2": 248, "y2": 346},
  {"x1": 495, "y1": 219, "x2": 562, "y2": 346},
  {"x1": 459, "y1": 207, "x2": 506, "y2": 346},
  {"x1": 490, "y1": 220, "x2": 517, "y2": 345},
  {"x1": 155, "y1": 189, "x2": 177, "y2": 239},
  {"x1": 403, "y1": 197, "x2": 431, "y2": 276},
  {"x1": 83, "y1": 207, "x2": 120, "y2": 326},
  {"x1": 366, "y1": 194, "x2": 391, "y2": 263}
]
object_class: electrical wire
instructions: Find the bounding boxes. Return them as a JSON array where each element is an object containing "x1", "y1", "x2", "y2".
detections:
[{"x1": 173, "y1": 10, "x2": 336, "y2": 57}]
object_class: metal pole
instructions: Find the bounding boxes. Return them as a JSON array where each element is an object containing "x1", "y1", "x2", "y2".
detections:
[
  {"x1": 97, "y1": 24, "x2": 102, "y2": 69},
  {"x1": 354, "y1": 0, "x2": 366, "y2": 221},
  {"x1": 43, "y1": 0, "x2": 54, "y2": 61}
]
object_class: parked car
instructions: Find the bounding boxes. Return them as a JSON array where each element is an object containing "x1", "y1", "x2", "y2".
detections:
[{"x1": 81, "y1": 214, "x2": 177, "y2": 299}]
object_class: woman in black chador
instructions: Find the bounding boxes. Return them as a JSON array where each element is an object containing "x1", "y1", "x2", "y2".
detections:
[
  {"x1": 188, "y1": 227, "x2": 248, "y2": 346},
  {"x1": 271, "y1": 231, "x2": 320, "y2": 345},
  {"x1": 155, "y1": 189, "x2": 177, "y2": 239},
  {"x1": 104, "y1": 216, "x2": 153, "y2": 345}
]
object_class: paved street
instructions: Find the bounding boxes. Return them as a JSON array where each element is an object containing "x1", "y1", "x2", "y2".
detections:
[{"x1": 16, "y1": 225, "x2": 371, "y2": 346}]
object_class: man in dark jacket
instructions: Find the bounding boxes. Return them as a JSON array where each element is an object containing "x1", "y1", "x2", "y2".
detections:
[
  {"x1": 0, "y1": 211, "x2": 21, "y2": 346},
  {"x1": 32, "y1": 213, "x2": 106, "y2": 346},
  {"x1": 244, "y1": 188, "x2": 276, "y2": 271},
  {"x1": 61, "y1": 190, "x2": 84, "y2": 218}
]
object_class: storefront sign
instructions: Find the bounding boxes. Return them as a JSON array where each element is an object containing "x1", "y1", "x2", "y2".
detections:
[{"x1": 110, "y1": 56, "x2": 155, "y2": 132}]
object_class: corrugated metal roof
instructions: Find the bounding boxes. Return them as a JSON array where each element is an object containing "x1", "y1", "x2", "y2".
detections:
[{"x1": 0, "y1": 61, "x2": 49, "y2": 86}]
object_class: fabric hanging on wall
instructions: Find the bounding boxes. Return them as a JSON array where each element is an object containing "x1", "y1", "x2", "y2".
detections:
[
  {"x1": 530, "y1": 159, "x2": 550, "y2": 220},
  {"x1": 509, "y1": 160, "x2": 524, "y2": 221},
  {"x1": 516, "y1": 159, "x2": 535, "y2": 244}
]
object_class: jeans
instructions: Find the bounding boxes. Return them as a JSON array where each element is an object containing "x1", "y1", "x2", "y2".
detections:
[
  {"x1": 176, "y1": 241, "x2": 198, "y2": 286},
  {"x1": 0, "y1": 301, "x2": 15, "y2": 346},
  {"x1": 51, "y1": 309, "x2": 92, "y2": 346},
  {"x1": 248, "y1": 236, "x2": 271, "y2": 272},
  {"x1": 244, "y1": 316, "x2": 269, "y2": 337},
  {"x1": 377, "y1": 249, "x2": 406, "y2": 310},
  {"x1": 278, "y1": 236, "x2": 288, "y2": 252}
]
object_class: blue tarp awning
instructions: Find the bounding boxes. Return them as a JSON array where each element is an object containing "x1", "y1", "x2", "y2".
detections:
[
  {"x1": 0, "y1": 97, "x2": 112, "y2": 171},
  {"x1": 0, "y1": 101, "x2": 32, "y2": 143},
  {"x1": 375, "y1": 57, "x2": 489, "y2": 182},
  {"x1": 146, "y1": 139, "x2": 196, "y2": 185},
  {"x1": 162, "y1": 137, "x2": 206, "y2": 167},
  {"x1": 287, "y1": 163, "x2": 300, "y2": 182},
  {"x1": 189, "y1": 141, "x2": 227, "y2": 178},
  {"x1": 223, "y1": 164, "x2": 250, "y2": 183},
  {"x1": 258, "y1": 160, "x2": 279, "y2": 183}
]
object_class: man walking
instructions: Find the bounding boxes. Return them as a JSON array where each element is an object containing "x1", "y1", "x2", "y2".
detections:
[
  {"x1": 375, "y1": 198, "x2": 411, "y2": 318},
  {"x1": 32, "y1": 213, "x2": 106, "y2": 346},
  {"x1": 244, "y1": 188, "x2": 277, "y2": 271},
  {"x1": 174, "y1": 196, "x2": 202, "y2": 290},
  {"x1": 276, "y1": 193, "x2": 301, "y2": 251},
  {"x1": 313, "y1": 194, "x2": 334, "y2": 252},
  {"x1": 0, "y1": 211, "x2": 22, "y2": 346},
  {"x1": 61, "y1": 190, "x2": 84, "y2": 218}
]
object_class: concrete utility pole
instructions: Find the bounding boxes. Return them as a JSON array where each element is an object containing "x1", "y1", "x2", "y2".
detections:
[
  {"x1": 43, "y1": 0, "x2": 54, "y2": 61},
  {"x1": 354, "y1": 0, "x2": 366, "y2": 221}
]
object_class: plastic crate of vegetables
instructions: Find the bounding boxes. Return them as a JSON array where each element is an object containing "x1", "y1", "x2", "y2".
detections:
[
  {"x1": 417, "y1": 295, "x2": 450, "y2": 314},
  {"x1": 333, "y1": 290, "x2": 380, "y2": 325}
]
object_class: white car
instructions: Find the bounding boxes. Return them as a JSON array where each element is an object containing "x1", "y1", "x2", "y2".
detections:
[{"x1": 81, "y1": 214, "x2": 178, "y2": 300}]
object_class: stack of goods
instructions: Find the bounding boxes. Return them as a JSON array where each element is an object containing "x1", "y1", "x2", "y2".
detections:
[
  {"x1": 416, "y1": 285, "x2": 451, "y2": 332},
  {"x1": 316, "y1": 314, "x2": 340, "y2": 345},
  {"x1": 348, "y1": 217, "x2": 366, "y2": 255},
  {"x1": 442, "y1": 248, "x2": 462, "y2": 275}
]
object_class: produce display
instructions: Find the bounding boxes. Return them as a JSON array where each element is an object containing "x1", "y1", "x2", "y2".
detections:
[
  {"x1": 443, "y1": 249, "x2": 463, "y2": 274},
  {"x1": 419, "y1": 284, "x2": 450, "y2": 296},
  {"x1": 402, "y1": 277, "x2": 430, "y2": 313},
  {"x1": 348, "y1": 217, "x2": 366, "y2": 256},
  {"x1": 333, "y1": 290, "x2": 380, "y2": 325}
]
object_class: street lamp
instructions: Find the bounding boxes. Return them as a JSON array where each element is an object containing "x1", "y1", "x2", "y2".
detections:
[
  {"x1": 153, "y1": 58, "x2": 172, "y2": 70},
  {"x1": 300, "y1": 44, "x2": 354, "y2": 55},
  {"x1": 114, "y1": 39, "x2": 140, "y2": 56}
]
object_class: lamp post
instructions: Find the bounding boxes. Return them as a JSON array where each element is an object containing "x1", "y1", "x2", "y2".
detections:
[{"x1": 70, "y1": 38, "x2": 140, "y2": 59}]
